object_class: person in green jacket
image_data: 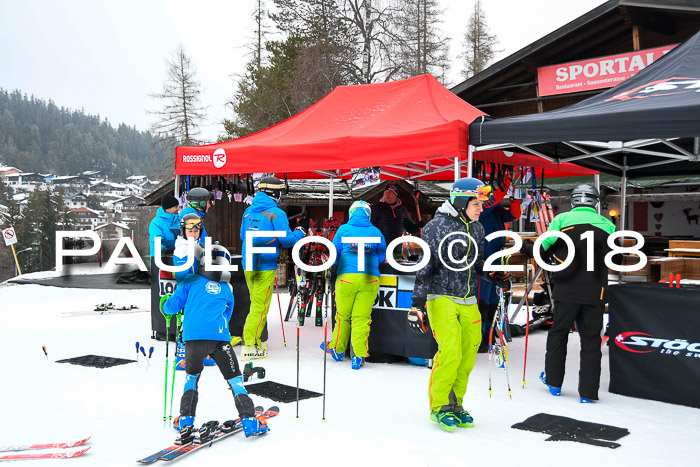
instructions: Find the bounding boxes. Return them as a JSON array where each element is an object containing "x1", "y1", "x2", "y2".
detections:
[{"x1": 522, "y1": 184, "x2": 615, "y2": 403}]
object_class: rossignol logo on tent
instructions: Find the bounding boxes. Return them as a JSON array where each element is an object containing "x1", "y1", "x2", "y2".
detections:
[
  {"x1": 213, "y1": 148, "x2": 226, "y2": 169},
  {"x1": 615, "y1": 332, "x2": 700, "y2": 358},
  {"x1": 607, "y1": 77, "x2": 700, "y2": 101},
  {"x1": 182, "y1": 154, "x2": 212, "y2": 163}
]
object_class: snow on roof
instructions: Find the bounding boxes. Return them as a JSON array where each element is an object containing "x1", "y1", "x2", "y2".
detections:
[
  {"x1": 94, "y1": 221, "x2": 131, "y2": 231},
  {"x1": 71, "y1": 206, "x2": 101, "y2": 215}
]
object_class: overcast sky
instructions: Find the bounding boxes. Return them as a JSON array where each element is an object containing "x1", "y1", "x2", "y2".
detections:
[{"x1": 0, "y1": 0, "x2": 608, "y2": 143}]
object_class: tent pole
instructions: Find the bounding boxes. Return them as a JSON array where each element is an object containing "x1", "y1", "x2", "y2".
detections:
[
  {"x1": 329, "y1": 176, "x2": 334, "y2": 219},
  {"x1": 467, "y1": 144, "x2": 474, "y2": 178},
  {"x1": 454, "y1": 157, "x2": 460, "y2": 182},
  {"x1": 594, "y1": 173, "x2": 601, "y2": 214},
  {"x1": 618, "y1": 156, "x2": 628, "y2": 283},
  {"x1": 174, "y1": 175, "x2": 179, "y2": 198}
]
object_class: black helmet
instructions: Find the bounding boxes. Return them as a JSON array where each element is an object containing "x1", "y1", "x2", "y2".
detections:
[
  {"x1": 180, "y1": 213, "x2": 203, "y2": 237},
  {"x1": 450, "y1": 177, "x2": 491, "y2": 212},
  {"x1": 571, "y1": 184, "x2": 599, "y2": 209},
  {"x1": 257, "y1": 176, "x2": 285, "y2": 202},
  {"x1": 187, "y1": 187, "x2": 213, "y2": 211}
]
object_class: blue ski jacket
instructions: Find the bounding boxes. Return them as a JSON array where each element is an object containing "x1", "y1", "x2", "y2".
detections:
[
  {"x1": 148, "y1": 207, "x2": 180, "y2": 257},
  {"x1": 163, "y1": 273, "x2": 234, "y2": 342},
  {"x1": 333, "y1": 208, "x2": 387, "y2": 278},
  {"x1": 240, "y1": 192, "x2": 304, "y2": 271}
]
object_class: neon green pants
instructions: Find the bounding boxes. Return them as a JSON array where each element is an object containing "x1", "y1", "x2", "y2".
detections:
[
  {"x1": 427, "y1": 296, "x2": 482, "y2": 412},
  {"x1": 243, "y1": 270, "x2": 276, "y2": 346},
  {"x1": 328, "y1": 273, "x2": 379, "y2": 358}
]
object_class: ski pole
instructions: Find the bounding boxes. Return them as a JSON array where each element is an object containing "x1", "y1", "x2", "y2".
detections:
[
  {"x1": 136, "y1": 341, "x2": 140, "y2": 363},
  {"x1": 295, "y1": 272, "x2": 305, "y2": 420},
  {"x1": 522, "y1": 270, "x2": 530, "y2": 388},
  {"x1": 168, "y1": 313, "x2": 182, "y2": 422},
  {"x1": 42, "y1": 345, "x2": 48, "y2": 359},
  {"x1": 274, "y1": 276, "x2": 287, "y2": 346},
  {"x1": 322, "y1": 274, "x2": 330, "y2": 422},
  {"x1": 163, "y1": 314, "x2": 171, "y2": 425},
  {"x1": 140, "y1": 346, "x2": 150, "y2": 369},
  {"x1": 498, "y1": 286, "x2": 513, "y2": 399}
]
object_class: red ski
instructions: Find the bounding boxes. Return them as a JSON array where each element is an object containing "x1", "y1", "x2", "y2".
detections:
[
  {"x1": 0, "y1": 447, "x2": 90, "y2": 461},
  {"x1": 0, "y1": 437, "x2": 90, "y2": 452}
]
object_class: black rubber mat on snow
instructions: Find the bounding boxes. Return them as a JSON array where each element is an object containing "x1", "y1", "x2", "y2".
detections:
[
  {"x1": 512, "y1": 413, "x2": 630, "y2": 449},
  {"x1": 56, "y1": 355, "x2": 136, "y2": 368},
  {"x1": 244, "y1": 381, "x2": 322, "y2": 403}
]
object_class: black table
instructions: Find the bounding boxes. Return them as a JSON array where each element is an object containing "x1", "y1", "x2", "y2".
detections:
[{"x1": 608, "y1": 282, "x2": 700, "y2": 408}]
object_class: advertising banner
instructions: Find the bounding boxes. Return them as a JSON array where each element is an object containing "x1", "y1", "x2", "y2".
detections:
[
  {"x1": 538, "y1": 45, "x2": 677, "y2": 97},
  {"x1": 608, "y1": 283, "x2": 700, "y2": 408}
]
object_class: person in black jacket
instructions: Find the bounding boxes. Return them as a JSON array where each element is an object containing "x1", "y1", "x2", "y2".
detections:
[
  {"x1": 522, "y1": 184, "x2": 615, "y2": 403},
  {"x1": 370, "y1": 183, "x2": 421, "y2": 245}
]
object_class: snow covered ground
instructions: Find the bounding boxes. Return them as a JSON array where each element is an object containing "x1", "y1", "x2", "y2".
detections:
[{"x1": 1, "y1": 268, "x2": 698, "y2": 466}]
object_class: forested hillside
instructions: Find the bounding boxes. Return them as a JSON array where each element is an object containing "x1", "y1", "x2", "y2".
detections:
[{"x1": 0, "y1": 89, "x2": 167, "y2": 179}]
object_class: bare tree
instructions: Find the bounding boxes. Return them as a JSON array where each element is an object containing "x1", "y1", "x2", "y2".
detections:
[
  {"x1": 393, "y1": 0, "x2": 449, "y2": 82},
  {"x1": 460, "y1": 0, "x2": 499, "y2": 79},
  {"x1": 149, "y1": 45, "x2": 207, "y2": 147}
]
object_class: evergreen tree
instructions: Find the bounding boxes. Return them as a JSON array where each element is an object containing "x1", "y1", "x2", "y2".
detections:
[{"x1": 460, "y1": 0, "x2": 499, "y2": 79}]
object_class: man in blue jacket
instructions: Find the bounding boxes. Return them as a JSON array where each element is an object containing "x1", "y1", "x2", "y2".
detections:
[
  {"x1": 321, "y1": 200, "x2": 386, "y2": 370},
  {"x1": 240, "y1": 176, "x2": 307, "y2": 359},
  {"x1": 149, "y1": 195, "x2": 180, "y2": 257},
  {"x1": 161, "y1": 245, "x2": 269, "y2": 441}
]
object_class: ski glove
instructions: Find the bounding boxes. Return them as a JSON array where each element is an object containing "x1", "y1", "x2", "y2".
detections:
[
  {"x1": 520, "y1": 239, "x2": 535, "y2": 258},
  {"x1": 408, "y1": 297, "x2": 429, "y2": 334},
  {"x1": 159, "y1": 293, "x2": 171, "y2": 315},
  {"x1": 488, "y1": 271, "x2": 512, "y2": 290}
]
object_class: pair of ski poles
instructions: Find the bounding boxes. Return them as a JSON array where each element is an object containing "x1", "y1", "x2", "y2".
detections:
[{"x1": 163, "y1": 312, "x2": 182, "y2": 426}]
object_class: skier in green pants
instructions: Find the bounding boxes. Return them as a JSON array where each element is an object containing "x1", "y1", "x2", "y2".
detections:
[
  {"x1": 240, "y1": 176, "x2": 308, "y2": 359},
  {"x1": 408, "y1": 178, "x2": 511, "y2": 431},
  {"x1": 321, "y1": 200, "x2": 386, "y2": 370}
]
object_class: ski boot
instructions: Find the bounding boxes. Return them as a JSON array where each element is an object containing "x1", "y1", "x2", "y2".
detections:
[
  {"x1": 242, "y1": 344, "x2": 267, "y2": 360},
  {"x1": 320, "y1": 341, "x2": 344, "y2": 362},
  {"x1": 241, "y1": 416, "x2": 270, "y2": 437},
  {"x1": 539, "y1": 371, "x2": 561, "y2": 396},
  {"x1": 453, "y1": 410, "x2": 474, "y2": 428},
  {"x1": 430, "y1": 410, "x2": 457, "y2": 432},
  {"x1": 230, "y1": 336, "x2": 242, "y2": 346},
  {"x1": 580, "y1": 397, "x2": 596, "y2": 404},
  {"x1": 174, "y1": 417, "x2": 196, "y2": 444},
  {"x1": 351, "y1": 356, "x2": 365, "y2": 370}
]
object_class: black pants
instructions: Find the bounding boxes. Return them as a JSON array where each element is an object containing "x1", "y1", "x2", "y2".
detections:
[
  {"x1": 180, "y1": 340, "x2": 255, "y2": 419},
  {"x1": 545, "y1": 300, "x2": 604, "y2": 400},
  {"x1": 478, "y1": 302, "x2": 498, "y2": 337}
]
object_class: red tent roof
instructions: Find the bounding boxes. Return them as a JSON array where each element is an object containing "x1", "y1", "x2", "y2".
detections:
[{"x1": 176, "y1": 74, "x2": 595, "y2": 178}]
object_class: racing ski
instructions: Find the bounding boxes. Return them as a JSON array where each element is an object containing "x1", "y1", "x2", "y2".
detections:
[
  {"x1": 0, "y1": 437, "x2": 90, "y2": 452},
  {"x1": 0, "y1": 447, "x2": 90, "y2": 461}
]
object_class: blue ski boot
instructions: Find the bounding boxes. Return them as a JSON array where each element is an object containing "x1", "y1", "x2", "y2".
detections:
[
  {"x1": 351, "y1": 356, "x2": 365, "y2": 370},
  {"x1": 580, "y1": 397, "x2": 596, "y2": 403},
  {"x1": 241, "y1": 416, "x2": 270, "y2": 437},
  {"x1": 430, "y1": 411, "x2": 457, "y2": 432},
  {"x1": 453, "y1": 410, "x2": 474, "y2": 428},
  {"x1": 320, "y1": 341, "x2": 344, "y2": 362},
  {"x1": 539, "y1": 371, "x2": 561, "y2": 396}
]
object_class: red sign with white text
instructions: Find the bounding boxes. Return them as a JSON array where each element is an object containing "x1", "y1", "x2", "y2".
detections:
[{"x1": 537, "y1": 45, "x2": 677, "y2": 97}]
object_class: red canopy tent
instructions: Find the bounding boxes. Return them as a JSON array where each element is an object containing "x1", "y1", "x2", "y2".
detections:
[{"x1": 175, "y1": 74, "x2": 595, "y2": 180}]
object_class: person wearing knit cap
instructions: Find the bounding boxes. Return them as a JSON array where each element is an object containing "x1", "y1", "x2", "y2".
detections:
[
  {"x1": 149, "y1": 195, "x2": 181, "y2": 257},
  {"x1": 370, "y1": 183, "x2": 422, "y2": 245}
]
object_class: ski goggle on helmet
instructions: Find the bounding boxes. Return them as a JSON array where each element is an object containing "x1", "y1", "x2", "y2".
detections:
[
  {"x1": 187, "y1": 187, "x2": 214, "y2": 211},
  {"x1": 180, "y1": 213, "x2": 203, "y2": 236},
  {"x1": 349, "y1": 200, "x2": 371, "y2": 219},
  {"x1": 450, "y1": 177, "x2": 491, "y2": 211}
]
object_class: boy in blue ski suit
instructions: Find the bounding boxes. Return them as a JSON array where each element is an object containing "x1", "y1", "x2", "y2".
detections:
[
  {"x1": 240, "y1": 177, "x2": 307, "y2": 358},
  {"x1": 322, "y1": 200, "x2": 386, "y2": 370},
  {"x1": 161, "y1": 245, "x2": 269, "y2": 440}
]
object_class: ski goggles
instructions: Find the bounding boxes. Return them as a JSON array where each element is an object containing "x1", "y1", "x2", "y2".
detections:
[
  {"x1": 450, "y1": 185, "x2": 492, "y2": 202},
  {"x1": 183, "y1": 218, "x2": 203, "y2": 231}
]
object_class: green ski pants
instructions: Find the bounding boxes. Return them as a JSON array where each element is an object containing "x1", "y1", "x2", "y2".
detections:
[
  {"x1": 243, "y1": 270, "x2": 276, "y2": 346},
  {"x1": 427, "y1": 296, "x2": 482, "y2": 412},
  {"x1": 329, "y1": 273, "x2": 379, "y2": 358}
]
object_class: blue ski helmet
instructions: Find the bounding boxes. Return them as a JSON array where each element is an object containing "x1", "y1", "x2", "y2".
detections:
[
  {"x1": 450, "y1": 177, "x2": 491, "y2": 211},
  {"x1": 349, "y1": 200, "x2": 371, "y2": 219}
]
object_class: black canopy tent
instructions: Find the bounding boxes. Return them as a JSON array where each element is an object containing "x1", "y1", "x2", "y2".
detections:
[{"x1": 468, "y1": 28, "x2": 700, "y2": 229}]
